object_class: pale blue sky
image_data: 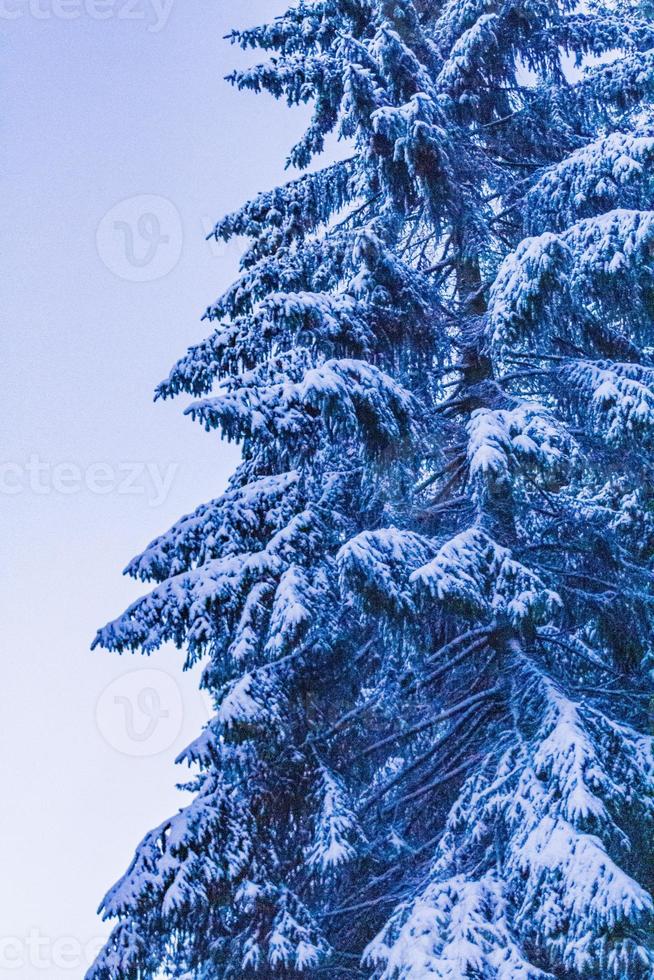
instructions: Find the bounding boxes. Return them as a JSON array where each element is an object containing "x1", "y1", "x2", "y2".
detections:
[{"x1": 0, "y1": 3, "x2": 311, "y2": 974}]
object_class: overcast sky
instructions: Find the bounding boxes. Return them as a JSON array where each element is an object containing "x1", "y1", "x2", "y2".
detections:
[{"x1": 0, "y1": 3, "x2": 311, "y2": 974}]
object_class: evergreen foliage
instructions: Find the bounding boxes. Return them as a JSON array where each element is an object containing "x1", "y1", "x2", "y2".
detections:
[{"x1": 89, "y1": 1, "x2": 654, "y2": 976}]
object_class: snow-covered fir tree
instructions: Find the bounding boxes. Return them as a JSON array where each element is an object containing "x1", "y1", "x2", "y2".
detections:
[{"x1": 88, "y1": 1, "x2": 654, "y2": 977}]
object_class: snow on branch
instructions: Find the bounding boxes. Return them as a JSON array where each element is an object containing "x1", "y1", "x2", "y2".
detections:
[
  {"x1": 563, "y1": 359, "x2": 654, "y2": 443},
  {"x1": 305, "y1": 767, "x2": 365, "y2": 877},
  {"x1": 186, "y1": 357, "x2": 416, "y2": 455},
  {"x1": 490, "y1": 209, "x2": 654, "y2": 353},
  {"x1": 369, "y1": 665, "x2": 654, "y2": 979},
  {"x1": 526, "y1": 132, "x2": 654, "y2": 235},
  {"x1": 338, "y1": 527, "x2": 435, "y2": 615},
  {"x1": 466, "y1": 401, "x2": 569, "y2": 487},
  {"x1": 124, "y1": 471, "x2": 300, "y2": 584},
  {"x1": 411, "y1": 528, "x2": 561, "y2": 627}
]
